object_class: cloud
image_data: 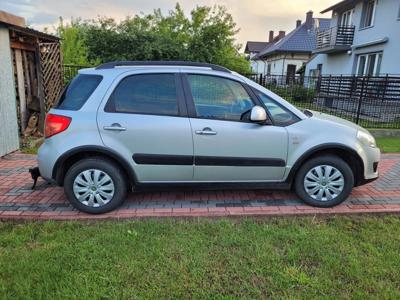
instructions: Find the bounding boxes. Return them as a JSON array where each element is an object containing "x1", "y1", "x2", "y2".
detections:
[{"x1": 0, "y1": 0, "x2": 338, "y2": 45}]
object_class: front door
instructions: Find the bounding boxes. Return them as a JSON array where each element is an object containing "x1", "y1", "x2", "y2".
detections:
[
  {"x1": 286, "y1": 64, "x2": 296, "y2": 84},
  {"x1": 183, "y1": 73, "x2": 288, "y2": 182},
  {"x1": 97, "y1": 72, "x2": 193, "y2": 182}
]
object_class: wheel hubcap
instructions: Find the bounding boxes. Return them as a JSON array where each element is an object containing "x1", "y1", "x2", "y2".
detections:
[
  {"x1": 73, "y1": 169, "x2": 114, "y2": 207},
  {"x1": 304, "y1": 165, "x2": 344, "y2": 202}
]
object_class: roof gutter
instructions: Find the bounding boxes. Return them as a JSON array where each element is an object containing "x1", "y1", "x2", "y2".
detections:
[
  {"x1": 320, "y1": 0, "x2": 357, "y2": 14},
  {"x1": 352, "y1": 37, "x2": 389, "y2": 50}
]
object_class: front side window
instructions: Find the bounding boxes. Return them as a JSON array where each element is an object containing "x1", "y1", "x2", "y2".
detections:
[
  {"x1": 187, "y1": 75, "x2": 254, "y2": 121},
  {"x1": 57, "y1": 74, "x2": 102, "y2": 110},
  {"x1": 356, "y1": 52, "x2": 382, "y2": 76},
  {"x1": 361, "y1": 0, "x2": 376, "y2": 28},
  {"x1": 254, "y1": 90, "x2": 299, "y2": 126},
  {"x1": 105, "y1": 74, "x2": 178, "y2": 115}
]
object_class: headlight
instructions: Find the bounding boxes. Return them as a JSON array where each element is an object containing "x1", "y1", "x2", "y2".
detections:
[{"x1": 357, "y1": 130, "x2": 377, "y2": 148}]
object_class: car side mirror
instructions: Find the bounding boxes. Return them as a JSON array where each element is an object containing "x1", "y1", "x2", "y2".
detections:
[{"x1": 250, "y1": 106, "x2": 267, "y2": 123}]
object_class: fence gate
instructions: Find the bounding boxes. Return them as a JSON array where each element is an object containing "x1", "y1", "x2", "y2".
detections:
[{"x1": 39, "y1": 42, "x2": 63, "y2": 114}]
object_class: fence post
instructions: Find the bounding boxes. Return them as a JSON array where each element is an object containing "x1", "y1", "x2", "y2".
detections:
[
  {"x1": 356, "y1": 76, "x2": 366, "y2": 124},
  {"x1": 382, "y1": 74, "x2": 388, "y2": 103}
]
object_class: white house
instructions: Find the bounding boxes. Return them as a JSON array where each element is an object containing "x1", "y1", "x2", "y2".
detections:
[
  {"x1": 306, "y1": 0, "x2": 400, "y2": 76},
  {"x1": 244, "y1": 31, "x2": 285, "y2": 74},
  {"x1": 244, "y1": 41, "x2": 269, "y2": 74},
  {"x1": 252, "y1": 11, "x2": 330, "y2": 77}
]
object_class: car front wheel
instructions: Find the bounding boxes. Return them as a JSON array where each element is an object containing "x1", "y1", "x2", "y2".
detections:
[
  {"x1": 294, "y1": 155, "x2": 354, "y2": 208},
  {"x1": 64, "y1": 157, "x2": 127, "y2": 214}
]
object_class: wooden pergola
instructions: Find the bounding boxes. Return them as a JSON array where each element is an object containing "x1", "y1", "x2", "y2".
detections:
[{"x1": 0, "y1": 11, "x2": 63, "y2": 135}]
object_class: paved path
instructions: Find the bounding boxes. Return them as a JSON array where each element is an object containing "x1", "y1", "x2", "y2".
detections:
[{"x1": 0, "y1": 152, "x2": 399, "y2": 220}]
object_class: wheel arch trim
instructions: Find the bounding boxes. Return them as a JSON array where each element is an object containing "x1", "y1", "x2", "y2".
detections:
[
  {"x1": 52, "y1": 145, "x2": 137, "y2": 185},
  {"x1": 285, "y1": 143, "x2": 364, "y2": 185}
]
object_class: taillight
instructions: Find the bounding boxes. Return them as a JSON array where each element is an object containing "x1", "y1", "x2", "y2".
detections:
[{"x1": 45, "y1": 114, "x2": 71, "y2": 138}]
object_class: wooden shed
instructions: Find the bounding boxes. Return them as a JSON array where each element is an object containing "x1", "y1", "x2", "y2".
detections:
[{"x1": 0, "y1": 11, "x2": 63, "y2": 156}]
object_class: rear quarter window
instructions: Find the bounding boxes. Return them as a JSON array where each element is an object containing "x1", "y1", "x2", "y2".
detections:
[{"x1": 56, "y1": 74, "x2": 102, "y2": 110}]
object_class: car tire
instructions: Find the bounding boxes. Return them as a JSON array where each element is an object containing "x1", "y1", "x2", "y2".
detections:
[
  {"x1": 294, "y1": 155, "x2": 354, "y2": 208},
  {"x1": 64, "y1": 157, "x2": 127, "y2": 214}
]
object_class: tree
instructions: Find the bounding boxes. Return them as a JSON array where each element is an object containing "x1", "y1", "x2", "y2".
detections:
[
  {"x1": 57, "y1": 17, "x2": 93, "y2": 65},
  {"x1": 57, "y1": 4, "x2": 250, "y2": 73}
]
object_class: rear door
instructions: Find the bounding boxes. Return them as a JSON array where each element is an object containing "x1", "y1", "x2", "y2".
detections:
[
  {"x1": 97, "y1": 71, "x2": 194, "y2": 182},
  {"x1": 183, "y1": 73, "x2": 288, "y2": 182}
]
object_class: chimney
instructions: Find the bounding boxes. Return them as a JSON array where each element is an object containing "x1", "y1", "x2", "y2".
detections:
[
  {"x1": 269, "y1": 30, "x2": 274, "y2": 42},
  {"x1": 278, "y1": 31, "x2": 285, "y2": 40},
  {"x1": 306, "y1": 10, "x2": 313, "y2": 28},
  {"x1": 296, "y1": 20, "x2": 302, "y2": 28}
]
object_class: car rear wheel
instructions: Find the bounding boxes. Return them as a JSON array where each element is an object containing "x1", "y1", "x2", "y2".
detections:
[
  {"x1": 64, "y1": 157, "x2": 127, "y2": 214},
  {"x1": 294, "y1": 155, "x2": 354, "y2": 208}
]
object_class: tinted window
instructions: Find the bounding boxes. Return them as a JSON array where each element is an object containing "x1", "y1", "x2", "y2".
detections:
[
  {"x1": 105, "y1": 74, "x2": 178, "y2": 115},
  {"x1": 57, "y1": 74, "x2": 102, "y2": 110},
  {"x1": 187, "y1": 75, "x2": 254, "y2": 121},
  {"x1": 255, "y1": 90, "x2": 299, "y2": 126}
]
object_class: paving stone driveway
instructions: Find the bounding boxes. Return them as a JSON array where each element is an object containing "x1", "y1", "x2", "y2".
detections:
[{"x1": 0, "y1": 152, "x2": 399, "y2": 220}]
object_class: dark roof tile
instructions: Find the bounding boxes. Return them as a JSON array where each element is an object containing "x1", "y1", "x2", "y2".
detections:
[
  {"x1": 256, "y1": 18, "x2": 330, "y2": 58},
  {"x1": 244, "y1": 41, "x2": 270, "y2": 53}
]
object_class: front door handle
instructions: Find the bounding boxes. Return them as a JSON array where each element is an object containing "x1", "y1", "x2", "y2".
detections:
[
  {"x1": 195, "y1": 127, "x2": 217, "y2": 135},
  {"x1": 103, "y1": 123, "x2": 126, "y2": 131}
]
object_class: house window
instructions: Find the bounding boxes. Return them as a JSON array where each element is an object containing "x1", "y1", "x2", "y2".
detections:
[
  {"x1": 341, "y1": 10, "x2": 353, "y2": 26},
  {"x1": 398, "y1": 3, "x2": 400, "y2": 19},
  {"x1": 267, "y1": 63, "x2": 271, "y2": 75},
  {"x1": 356, "y1": 52, "x2": 382, "y2": 76},
  {"x1": 360, "y1": 0, "x2": 376, "y2": 28}
]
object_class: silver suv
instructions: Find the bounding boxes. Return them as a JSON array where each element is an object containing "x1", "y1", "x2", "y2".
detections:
[{"x1": 36, "y1": 61, "x2": 380, "y2": 213}]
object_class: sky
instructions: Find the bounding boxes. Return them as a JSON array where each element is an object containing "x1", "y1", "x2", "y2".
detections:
[{"x1": 0, "y1": 0, "x2": 338, "y2": 47}]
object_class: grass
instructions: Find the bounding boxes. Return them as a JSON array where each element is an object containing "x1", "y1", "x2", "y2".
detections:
[
  {"x1": 0, "y1": 216, "x2": 400, "y2": 299},
  {"x1": 20, "y1": 146, "x2": 40, "y2": 155},
  {"x1": 376, "y1": 136, "x2": 400, "y2": 153}
]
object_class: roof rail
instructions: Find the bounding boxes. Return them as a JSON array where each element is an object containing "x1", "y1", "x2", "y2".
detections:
[{"x1": 95, "y1": 61, "x2": 231, "y2": 73}]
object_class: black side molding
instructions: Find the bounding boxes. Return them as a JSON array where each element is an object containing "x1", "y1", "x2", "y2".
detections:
[
  {"x1": 133, "y1": 154, "x2": 193, "y2": 165},
  {"x1": 133, "y1": 153, "x2": 285, "y2": 167},
  {"x1": 195, "y1": 156, "x2": 285, "y2": 167}
]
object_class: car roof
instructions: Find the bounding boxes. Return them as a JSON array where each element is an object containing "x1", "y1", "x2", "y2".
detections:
[
  {"x1": 78, "y1": 60, "x2": 233, "y2": 77},
  {"x1": 95, "y1": 61, "x2": 231, "y2": 72}
]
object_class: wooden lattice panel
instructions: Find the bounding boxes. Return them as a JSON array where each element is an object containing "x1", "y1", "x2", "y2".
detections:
[{"x1": 39, "y1": 42, "x2": 63, "y2": 112}]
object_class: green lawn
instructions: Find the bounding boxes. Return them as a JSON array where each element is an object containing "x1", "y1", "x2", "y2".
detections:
[
  {"x1": 1, "y1": 217, "x2": 400, "y2": 299},
  {"x1": 376, "y1": 136, "x2": 400, "y2": 153}
]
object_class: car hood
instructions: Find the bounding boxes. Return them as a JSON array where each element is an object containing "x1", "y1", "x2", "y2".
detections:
[{"x1": 306, "y1": 110, "x2": 366, "y2": 133}]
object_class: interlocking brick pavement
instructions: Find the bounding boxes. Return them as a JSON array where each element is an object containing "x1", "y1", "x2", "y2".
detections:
[{"x1": 0, "y1": 152, "x2": 399, "y2": 220}]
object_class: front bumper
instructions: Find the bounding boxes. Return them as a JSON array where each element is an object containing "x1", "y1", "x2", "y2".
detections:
[{"x1": 359, "y1": 145, "x2": 380, "y2": 184}]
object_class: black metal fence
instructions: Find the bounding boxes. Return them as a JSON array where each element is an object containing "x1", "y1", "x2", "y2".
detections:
[
  {"x1": 63, "y1": 64, "x2": 92, "y2": 84},
  {"x1": 245, "y1": 74, "x2": 400, "y2": 129}
]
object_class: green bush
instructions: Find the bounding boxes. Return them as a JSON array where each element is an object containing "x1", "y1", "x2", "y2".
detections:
[
  {"x1": 266, "y1": 85, "x2": 316, "y2": 103},
  {"x1": 291, "y1": 86, "x2": 316, "y2": 102}
]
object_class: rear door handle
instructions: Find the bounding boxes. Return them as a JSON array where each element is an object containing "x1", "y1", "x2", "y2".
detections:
[
  {"x1": 195, "y1": 127, "x2": 217, "y2": 135},
  {"x1": 103, "y1": 123, "x2": 126, "y2": 131}
]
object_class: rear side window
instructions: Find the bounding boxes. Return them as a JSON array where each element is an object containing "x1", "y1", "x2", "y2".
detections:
[
  {"x1": 57, "y1": 74, "x2": 102, "y2": 110},
  {"x1": 105, "y1": 74, "x2": 178, "y2": 116}
]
